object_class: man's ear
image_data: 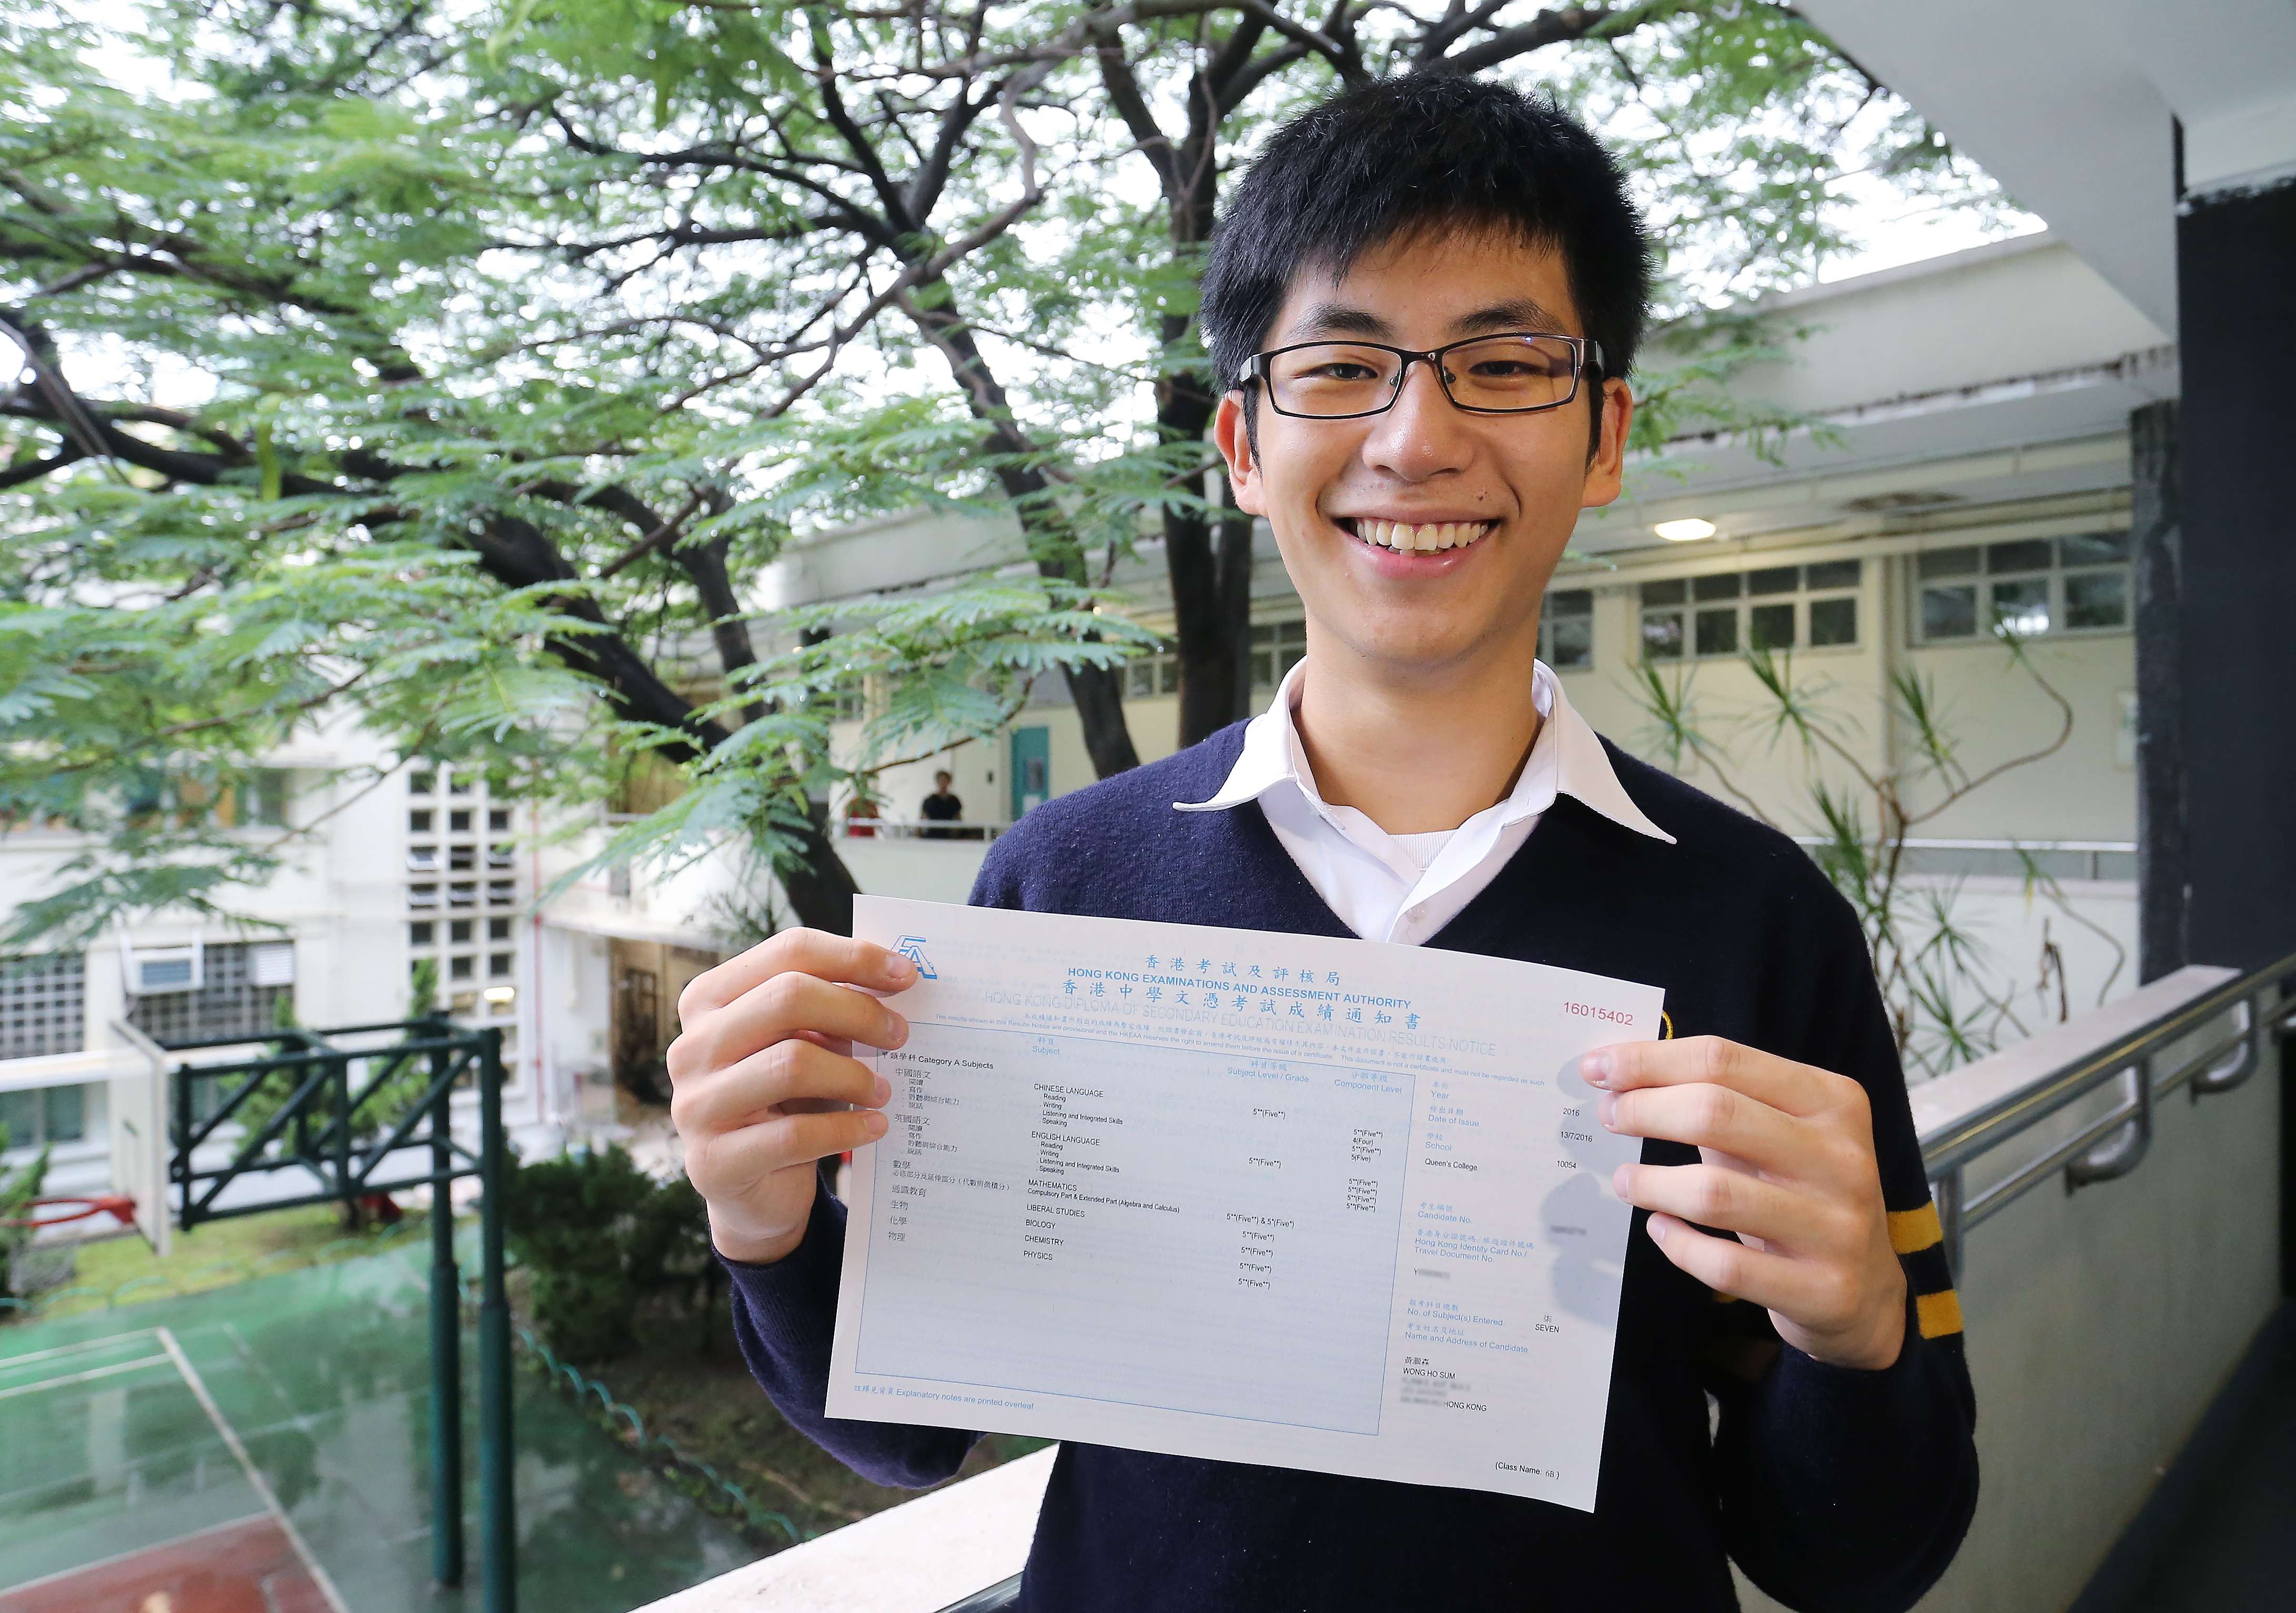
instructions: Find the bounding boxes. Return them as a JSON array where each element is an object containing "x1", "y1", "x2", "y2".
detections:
[
  {"x1": 1580, "y1": 377, "x2": 1634, "y2": 511},
  {"x1": 1213, "y1": 391, "x2": 1268, "y2": 516}
]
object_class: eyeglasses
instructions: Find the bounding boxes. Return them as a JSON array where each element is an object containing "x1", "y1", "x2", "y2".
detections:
[{"x1": 1239, "y1": 332, "x2": 1604, "y2": 419}]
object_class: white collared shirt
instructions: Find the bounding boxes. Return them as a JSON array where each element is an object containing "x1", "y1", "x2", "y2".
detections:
[{"x1": 1175, "y1": 659, "x2": 1674, "y2": 945}]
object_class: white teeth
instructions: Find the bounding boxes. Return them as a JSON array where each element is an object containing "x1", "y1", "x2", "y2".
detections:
[{"x1": 1349, "y1": 519, "x2": 1492, "y2": 552}]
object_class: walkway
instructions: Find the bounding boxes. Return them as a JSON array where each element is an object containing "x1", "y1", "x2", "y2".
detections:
[{"x1": 0, "y1": 1244, "x2": 751, "y2": 1612}]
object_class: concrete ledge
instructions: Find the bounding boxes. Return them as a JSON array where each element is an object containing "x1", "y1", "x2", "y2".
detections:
[{"x1": 635, "y1": 1448, "x2": 1054, "y2": 1613}]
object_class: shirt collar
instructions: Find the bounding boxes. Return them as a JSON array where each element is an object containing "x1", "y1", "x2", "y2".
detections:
[{"x1": 1174, "y1": 656, "x2": 1675, "y2": 846}]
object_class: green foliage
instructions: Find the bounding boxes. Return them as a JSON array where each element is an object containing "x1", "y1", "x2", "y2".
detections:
[
  {"x1": 0, "y1": 1123, "x2": 50, "y2": 1302},
  {"x1": 2, "y1": 0, "x2": 2028, "y2": 946},
  {"x1": 503, "y1": 1143, "x2": 721, "y2": 1364}
]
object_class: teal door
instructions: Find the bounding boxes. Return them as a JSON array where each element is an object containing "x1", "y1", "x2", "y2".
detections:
[{"x1": 1010, "y1": 726, "x2": 1050, "y2": 818}]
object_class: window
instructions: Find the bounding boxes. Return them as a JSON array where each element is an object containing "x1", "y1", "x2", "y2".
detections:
[
  {"x1": 1641, "y1": 561, "x2": 1861, "y2": 661},
  {"x1": 406, "y1": 764, "x2": 522, "y2": 1031},
  {"x1": 2, "y1": 951, "x2": 86, "y2": 1060},
  {"x1": 1, "y1": 1084, "x2": 85, "y2": 1152},
  {"x1": 127, "y1": 941, "x2": 292, "y2": 1047},
  {"x1": 1539, "y1": 590, "x2": 1594, "y2": 671},
  {"x1": 1122, "y1": 620, "x2": 1310, "y2": 699},
  {"x1": 1915, "y1": 532, "x2": 2131, "y2": 642},
  {"x1": 830, "y1": 684, "x2": 865, "y2": 720}
]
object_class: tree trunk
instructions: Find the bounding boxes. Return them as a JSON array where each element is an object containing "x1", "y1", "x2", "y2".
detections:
[{"x1": 904, "y1": 275, "x2": 1141, "y2": 778}]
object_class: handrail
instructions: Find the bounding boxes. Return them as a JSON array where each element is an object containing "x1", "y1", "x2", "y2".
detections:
[{"x1": 1919, "y1": 947, "x2": 2296, "y2": 1275}]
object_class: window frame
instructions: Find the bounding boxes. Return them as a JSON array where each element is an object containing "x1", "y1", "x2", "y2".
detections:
[
  {"x1": 1911, "y1": 532, "x2": 2133, "y2": 646},
  {"x1": 1638, "y1": 560, "x2": 1863, "y2": 663}
]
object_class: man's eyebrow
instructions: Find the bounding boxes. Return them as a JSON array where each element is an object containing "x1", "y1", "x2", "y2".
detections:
[
  {"x1": 1452, "y1": 298, "x2": 1566, "y2": 335},
  {"x1": 1283, "y1": 296, "x2": 1571, "y2": 342}
]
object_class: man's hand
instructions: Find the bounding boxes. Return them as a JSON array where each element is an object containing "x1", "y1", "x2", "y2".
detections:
[
  {"x1": 1584, "y1": 1036, "x2": 1907, "y2": 1371},
  {"x1": 666, "y1": 929, "x2": 917, "y2": 1265}
]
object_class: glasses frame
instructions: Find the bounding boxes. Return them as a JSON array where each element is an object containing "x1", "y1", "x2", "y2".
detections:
[{"x1": 1239, "y1": 331, "x2": 1605, "y2": 420}]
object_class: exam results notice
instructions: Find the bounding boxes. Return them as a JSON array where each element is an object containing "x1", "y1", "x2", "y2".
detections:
[{"x1": 827, "y1": 897, "x2": 1663, "y2": 1508}]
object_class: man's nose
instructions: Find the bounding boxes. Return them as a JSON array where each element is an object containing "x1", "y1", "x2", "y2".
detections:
[{"x1": 1360, "y1": 358, "x2": 1474, "y2": 481}]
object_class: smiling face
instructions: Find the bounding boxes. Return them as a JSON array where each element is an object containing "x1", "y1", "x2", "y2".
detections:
[{"x1": 1215, "y1": 225, "x2": 1632, "y2": 687}]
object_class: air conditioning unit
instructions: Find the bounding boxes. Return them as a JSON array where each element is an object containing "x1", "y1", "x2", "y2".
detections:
[{"x1": 127, "y1": 940, "x2": 203, "y2": 996}]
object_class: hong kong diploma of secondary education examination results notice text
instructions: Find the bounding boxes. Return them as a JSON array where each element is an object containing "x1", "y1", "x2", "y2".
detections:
[{"x1": 827, "y1": 896, "x2": 1665, "y2": 1509}]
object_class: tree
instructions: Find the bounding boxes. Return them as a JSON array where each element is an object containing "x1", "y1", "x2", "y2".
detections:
[{"x1": 1, "y1": 0, "x2": 2016, "y2": 948}]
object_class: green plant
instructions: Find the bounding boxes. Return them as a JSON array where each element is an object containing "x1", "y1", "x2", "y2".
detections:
[
  {"x1": 504, "y1": 1144, "x2": 721, "y2": 1364},
  {"x1": 0, "y1": 1122, "x2": 51, "y2": 1302},
  {"x1": 1626, "y1": 631, "x2": 2127, "y2": 1078}
]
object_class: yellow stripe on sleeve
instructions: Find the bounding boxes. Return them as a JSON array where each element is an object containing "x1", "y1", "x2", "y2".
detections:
[
  {"x1": 1915, "y1": 1288, "x2": 1965, "y2": 1340},
  {"x1": 1888, "y1": 1201, "x2": 1944, "y2": 1255}
]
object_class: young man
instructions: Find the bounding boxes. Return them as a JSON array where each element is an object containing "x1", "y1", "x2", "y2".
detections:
[{"x1": 667, "y1": 75, "x2": 1977, "y2": 1612}]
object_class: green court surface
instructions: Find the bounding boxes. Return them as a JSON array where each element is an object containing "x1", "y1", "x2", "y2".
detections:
[{"x1": 0, "y1": 1245, "x2": 752, "y2": 1612}]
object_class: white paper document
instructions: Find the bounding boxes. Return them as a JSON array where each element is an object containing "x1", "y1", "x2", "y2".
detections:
[{"x1": 827, "y1": 895, "x2": 1664, "y2": 1509}]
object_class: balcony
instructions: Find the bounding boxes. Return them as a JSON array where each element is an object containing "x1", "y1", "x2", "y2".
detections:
[{"x1": 637, "y1": 951, "x2": 2295, "y2": 1613}]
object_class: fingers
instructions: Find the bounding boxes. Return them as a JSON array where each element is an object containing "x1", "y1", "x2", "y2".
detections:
[
  {"x1": 1583, "y1": 1036, "x2": 1847, "y2": 1119},
  {"x1": 1614, "y1": 1160, "x2": 1839, "y2": 1251},
  {"x1": 689, "y1": 1107, "x2": 891, "y2": 1196},
  {"x1": 671, "y1": 968, "x2": 910, "y2": 1082},
  {"x1": 673, "y1": 1037, "x2": 888, "y2": 1137},
  {"x1": 1597, "y1": 1081, "x2": 1807, "y2": 1170},
  {"x1": 1639, "y1": 1213, "x2": 1805, "y2": 1313},
  {"x1": 679, "y1": 928, "x2": 918, "y2": 1021}
]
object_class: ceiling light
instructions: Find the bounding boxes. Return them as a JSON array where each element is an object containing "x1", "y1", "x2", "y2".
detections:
[{"x1": 1654, "y1": 518, "x2": 1717, "y2": 543}]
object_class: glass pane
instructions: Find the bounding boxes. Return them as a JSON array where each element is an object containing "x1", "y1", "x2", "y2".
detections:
[
  {"x1": 1641, "y1": 611, "x2": 1684, "y2": 660},
  {"x1": 489, "y1": 918, "x2": 511, "y2": 941},
  {"x1": 409, "y1": 810, "x2": 432, "y2": 834},
  {"x1": 449, "y1": 810, "x2": 471, "y2": 833},
  {"x1": 1250, "y1": 622, "x2": 1274, "y2": 646},
  {"x1": 1918, "y1": 546, "x2": 1979, "y2": 580},
  {"x1": 1806, "y1": 559, "x2": 1862, "y2": 591},
  {"x1": 44, "y1": 1084, "x2": 84, "y2": 1144},
  {"x1": 2065, "y1": 570, "x2": 2129, "y2": 629},
  {"x1": 1749, "y1": 603, "x2": 1796, "y2": 650},
  {"x1": 490, "y1": 953, "x2": 513, "y2": 978},
  {"x1": 1694, "y1": 608, "x2": 1738, "y2": 656},
  {"x1": 0, "y1": 1089, "x2": 38, "y2": 1150},
  {"x1": 1639, "y1": 579, "x2": 1686, "y2": 607},
  {"x1": 410, "y1": 771, "x2": 435, "y2": 795},
  {"x1": 1126, "y1": 662, "x2": 1152, "y2": 698},
  {"x1": 1987, "y1": 539, "x2": 2052, "y2": 574},
  {"x1": 1158, "y1": 658, "x2": 1180, "y2": 695},
  {"x1": 1809, "y1": 596, "x2": 1858, "y2": 646},
  {"x1": 1991, "y1": 577, "x2": 2051, "y2": 635},
  {"x1": 409, "y1": 922, "x2": 433, "y2": 946},
  {"x1": 1546, "y1": 588, "x2": 1593, "y2": 619},
  {"x1": 1692, "y1": 572, "x2": 1742, "y2": 602},
  {"x1": 2060, "y1": 531, "x2": 2131, "y2": 567},
  {"x1": 450, "y1": 920, "x2": 472, "y2": 943},
  {"x1": 1278, "y1": 620, "x2": 1307, "y2": 647},
  {"x1": 1747, "y1": 566, "x2": 1799, "y2": 597},
  {"x1": 1279, "y1": 646, "x2": 1304, "y2": 678},
  {"x1": 450, "y1": 955, "x2": 474, "y2": 980},
  {"x1": 1251, "y1": 650, "x2": 1275, "y2": 687},
  {"x1": 488, "y1": 808, "x2": 510, "y2": 832},
  {"x1": 1548, "y1": 616, "x2": 1593, "y2": 670},
  {"x1": 1922, "y1": 585, "x2": 1978, "y2": 638}
]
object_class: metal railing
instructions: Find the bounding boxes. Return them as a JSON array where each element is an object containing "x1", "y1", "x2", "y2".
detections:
[{"x1": 1922, "y1": 948, "x2": 2296, "y2": 1276}]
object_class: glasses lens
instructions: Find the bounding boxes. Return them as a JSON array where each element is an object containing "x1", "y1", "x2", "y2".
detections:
[
  {"x1": 1440, "y1": 336, "x2": 1578, "y2": 411},
  {"x1": 1266, "y1": 343, "x2": 1402, "y2": 417}
]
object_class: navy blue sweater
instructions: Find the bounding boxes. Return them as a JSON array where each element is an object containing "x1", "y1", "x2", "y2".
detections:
[{"x1": 722, "y1": 725, "x2": 1978, "y2": 1612}]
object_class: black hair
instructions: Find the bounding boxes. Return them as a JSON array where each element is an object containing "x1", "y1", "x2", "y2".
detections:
[{"x1": 1200, "y1": 75, "x2": 1652, "y2": 450}]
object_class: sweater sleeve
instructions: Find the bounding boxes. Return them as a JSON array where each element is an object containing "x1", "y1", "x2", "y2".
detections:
[
  {"x1": 1705, "y1": 880, "x2": 1979, "y2": 1613},
  {"x1": 720, "y1": 1176, "x2": 981, "y2": 1488}
]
